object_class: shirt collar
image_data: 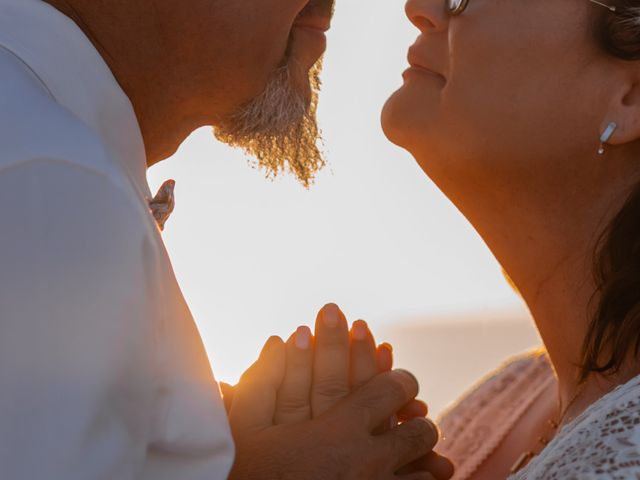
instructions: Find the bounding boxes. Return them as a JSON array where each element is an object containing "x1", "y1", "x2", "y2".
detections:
[{"x1": 0, "y1": 0, "x2": 152, "y2": 199}]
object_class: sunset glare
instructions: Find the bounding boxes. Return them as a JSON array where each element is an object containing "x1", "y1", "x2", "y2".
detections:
[{"x1": 148, "y1": 0, "x2": 537, "y2": 415}]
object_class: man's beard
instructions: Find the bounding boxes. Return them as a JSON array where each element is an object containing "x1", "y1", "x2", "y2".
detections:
[{"x1": 214, "y1": 58, "x2": 325, "y2": 188}]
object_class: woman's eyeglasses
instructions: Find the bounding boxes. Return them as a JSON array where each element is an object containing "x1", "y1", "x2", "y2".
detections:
[{"x1": 447, "y1": 0, "x2": 617, "y2": 16}]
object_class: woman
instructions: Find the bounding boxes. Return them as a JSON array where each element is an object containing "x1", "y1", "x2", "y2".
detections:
[
  {"x1": 380, "y1": 0, "x2": 640, "y2": 477},
  {"x1": 228, "y1": 0, "x2": 640, "y2": 478}
]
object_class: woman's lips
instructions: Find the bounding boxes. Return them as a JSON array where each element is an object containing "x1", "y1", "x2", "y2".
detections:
[{"x1": 406, "y1": 46, "x2": 445, "y2": 81}]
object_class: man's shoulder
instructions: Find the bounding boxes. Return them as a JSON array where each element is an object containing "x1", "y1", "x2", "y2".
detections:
[{"x1": 0, "y1": 45, "x2": 121, "y2": 182}]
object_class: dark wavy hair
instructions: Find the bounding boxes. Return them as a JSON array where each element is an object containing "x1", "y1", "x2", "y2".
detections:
[{"x1": 581, "y1": 1, "x2": 640, "y2": 381}]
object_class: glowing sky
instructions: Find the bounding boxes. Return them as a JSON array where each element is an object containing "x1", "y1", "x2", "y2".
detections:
[{"x1": 147, "y1": 0, "x2": 524, "y2": 383}]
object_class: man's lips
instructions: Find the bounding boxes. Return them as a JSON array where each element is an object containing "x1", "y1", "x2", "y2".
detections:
[
  {"x1": 289, "y1": 15, "x2": 330, "y2": 70},
  {"x1": 293, "y1": 16, "x2": 331, "y2": 33}
]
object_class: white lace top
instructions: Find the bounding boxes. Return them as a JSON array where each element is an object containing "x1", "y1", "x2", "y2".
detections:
[{"x1": 437, "y1": 351, "x2": 640, "y2": 479}]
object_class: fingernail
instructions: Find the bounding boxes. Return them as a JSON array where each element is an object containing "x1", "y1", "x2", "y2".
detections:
[
  {"x1": 420, "y1": 417, "x2": 440, "y2": 440},
  {"x1": 380, "y1": 342, "x2": 393, "y2": 353},
  {"x1": 322, "y1": 304, "x2": 339, "y2": 328},
  {"x1": 295, "y1": 326, "x2": 311, "y2": 350},
  {"x1": 352, "y1": 320, "x2": 368, "y2": 341}
]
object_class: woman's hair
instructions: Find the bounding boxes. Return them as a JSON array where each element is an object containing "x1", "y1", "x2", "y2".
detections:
[{"x1": 580, "y1": 2, "x2": 640, "y2": 381}]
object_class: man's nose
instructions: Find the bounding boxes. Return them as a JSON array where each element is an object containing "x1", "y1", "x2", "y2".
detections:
[{"x1": 405, "y1": 0, "x2": 448, "y2": 33}]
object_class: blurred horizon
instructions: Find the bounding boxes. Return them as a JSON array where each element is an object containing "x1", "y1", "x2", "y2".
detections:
[
  {"x1": 381, "y1": 309, "x2": 542, "y2": 417},
  {"x1": 147, "y1": 0, "x2": 535, "y2": 410}
]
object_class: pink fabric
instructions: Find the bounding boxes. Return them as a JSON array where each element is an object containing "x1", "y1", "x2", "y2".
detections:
[{"x1": 436, "y1": 351, "x2": 554, "y2": 480}]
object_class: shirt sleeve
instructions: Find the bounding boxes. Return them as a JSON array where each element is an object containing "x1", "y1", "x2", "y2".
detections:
[{"x1": 0, "y1": 158, "x2": 158, "y2": 479}]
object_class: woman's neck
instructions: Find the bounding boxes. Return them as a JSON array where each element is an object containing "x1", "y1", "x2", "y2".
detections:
[
  {"x1": 430, "y1": 153, "x2": 640, "y2": 416},
  {"x1": 502, "y1": 198, "x2": 639, "y2": 418}
]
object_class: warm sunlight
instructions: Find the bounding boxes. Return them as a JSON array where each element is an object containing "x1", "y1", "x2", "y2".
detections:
[
  {"x1": 7, "y1": 0, "x2": 639, "y2": 477},
  {"x1": 147, "y1": 0, "x2": 538, "y2": 416}
]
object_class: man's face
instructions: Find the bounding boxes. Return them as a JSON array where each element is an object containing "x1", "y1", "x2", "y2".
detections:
[
  {"x1": 44, "y1": 0, "x2": 334, "y2": 173},
  {"x1": 209, "y1": 0, "x2": 336, "y2": 187}
]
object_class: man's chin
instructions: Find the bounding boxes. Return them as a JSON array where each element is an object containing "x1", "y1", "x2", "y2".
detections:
[
  {"x1": 289, "y1": 68, "x2": 314, "y2": 107},
  {"x1": 213, "y1": 57, "x2": 325, "y2": 188}
]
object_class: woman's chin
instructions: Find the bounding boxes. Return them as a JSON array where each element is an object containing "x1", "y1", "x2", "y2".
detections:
[
  {"x1": 381, "y1": 91, "x2": 409, "y2": 148},
  {"x1": 381, "y1": 89, "x2": 424, "y2": 155}
]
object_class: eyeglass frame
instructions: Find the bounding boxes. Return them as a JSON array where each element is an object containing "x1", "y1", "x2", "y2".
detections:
[{"x1": 447, "y1": 0, "x2": 617, "y2": 16}]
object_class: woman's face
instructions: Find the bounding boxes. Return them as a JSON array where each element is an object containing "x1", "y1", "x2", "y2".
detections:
[{"x1": 382, "y1": 0, "x2": 619, "y2": 202}]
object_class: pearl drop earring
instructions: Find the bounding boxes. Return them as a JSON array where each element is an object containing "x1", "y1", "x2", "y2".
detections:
[{"x1": 598, "y1": 122, "x2": 617, "y2": 155}]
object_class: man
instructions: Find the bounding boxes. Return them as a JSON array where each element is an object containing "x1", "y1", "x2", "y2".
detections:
[{"x1": 0, "y1": 0, "x2": 443, "y2": 478}]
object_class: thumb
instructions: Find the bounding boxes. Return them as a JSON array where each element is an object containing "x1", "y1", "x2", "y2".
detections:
[{"x1": 229, "y1": 336, "x2": 286, "y2": 433}]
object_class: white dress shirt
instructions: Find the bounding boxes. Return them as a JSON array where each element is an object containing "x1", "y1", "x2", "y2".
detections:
[{"x1": 0, "y1": 1, "x2": 235, "y2": 478}]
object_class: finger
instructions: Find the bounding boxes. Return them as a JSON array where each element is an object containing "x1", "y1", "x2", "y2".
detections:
[
  {"x1": 311, "y1": 303, "x2": 350, "y2": 416},
  {"x1": 377, "y1": 417, "x2": 439, "y2": 471},
  {"x1": 396, "y1": 473, "x2": 437, "y2": 480},
  {"x1": 339, "y1": 369, "x2": 420, "y2": 431},
  {"x1": 373, "y1": 413, "x2": 398, "y2": 436},
  {"x1": 350, "y1": 320, "x2": 378, "y2": 389},
  {"x1": 402, "y1": 452, "x2": 455, "y2": 480},
  {"x1": 377, "y1": 342, "x2": 394, "y2": 372},
  {"x1": 220, "y1": 382, "x2": 235, "y2": 414},
  {"x1": 425, "y1": 453, "x2": 455, "y2": 480},
  {"x1": 275, "y1": 326, "x2": 314, "y2": 425},
  {"x1": 398, "y1": 400, "x2": 429, "y2": 421},
  {"x1": 229, "y1": 336, "x2": 286, "y2": 433}
]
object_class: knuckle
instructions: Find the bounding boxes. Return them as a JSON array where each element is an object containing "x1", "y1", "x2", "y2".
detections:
[
  {"x1": 277, "y1": 398, "x2": 311, "y2": 415},
  {"x1": 341, "y1": 400, "x2": 373, "y2": 432},
  {"x1": 353, "y1": 373, "x2": 410, "y2": 409},
  {"x1": 282, "y1": 372, "x2": 310, "y2": 391},
  {"x1": 312, "y1": 377, "x2": 350, "y2": 399},
  {"x1": 317, "y1": 334, "x2": 349, "y2": 349},
  {"x1": 289, "y1": 355, "x2": 313, "y2": 369},
  {"x1": 386, "y1": 376, "x2": 411, "y2": 402},
  {"x1": 353, "y1": 379, "x2": 390, "y2": 409}
]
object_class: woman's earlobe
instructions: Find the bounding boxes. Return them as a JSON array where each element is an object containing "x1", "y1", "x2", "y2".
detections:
[{"x1": 598, "y1": 122, "x2": 618, "y2": 155}]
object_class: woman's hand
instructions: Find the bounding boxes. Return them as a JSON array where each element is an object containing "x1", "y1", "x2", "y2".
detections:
[
  {"x1": 225, "y1": 303, "x2": 454, "y2": 479},
  {"x1": 274, "y1": 303, "x2": 452, "y2": 478},
  {"x1": 227, "y1": 336, "x2": 441, "y2": 480},
  {"x1": 273, "y1": 304, "x2": 429, "y2": 426}
]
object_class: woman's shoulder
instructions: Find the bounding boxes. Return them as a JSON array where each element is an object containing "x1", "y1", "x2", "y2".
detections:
[
  {"x1": 513, "y1": 373, "x2": 640, "y2": 479},
  {"x1": 435, "y1": 349, "x2": 554, "y2": 478}
]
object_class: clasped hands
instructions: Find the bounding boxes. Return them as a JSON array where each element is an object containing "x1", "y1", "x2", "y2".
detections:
[{"x1": 223, "y1": 304, "x2": 454, "y2": 480}]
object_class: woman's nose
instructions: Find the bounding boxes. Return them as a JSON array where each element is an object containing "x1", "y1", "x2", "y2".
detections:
[{"x1": 405, "y1": 0, "x2": 447, "y2": 32}]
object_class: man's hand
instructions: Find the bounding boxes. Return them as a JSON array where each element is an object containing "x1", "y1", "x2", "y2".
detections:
[{"x1": 227, "y1": 336, "x2": 440, "y2": 480}]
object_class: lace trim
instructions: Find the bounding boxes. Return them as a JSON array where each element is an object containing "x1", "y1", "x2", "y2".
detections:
[{"x1": 510, "y1": 372, "x2": 640, "y2": 479}]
